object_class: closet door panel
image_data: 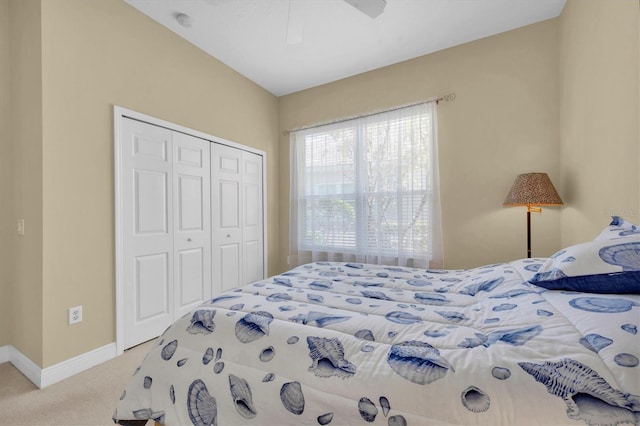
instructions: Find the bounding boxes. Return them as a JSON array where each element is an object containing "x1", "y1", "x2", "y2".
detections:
[
  {"x1": 177, "y1": 175, "x2": 204, "y2": 230},
  {"x1": 173, "y1": 132, "x2": 211, "y2": 317},
  {"x1": 177, "y1": 248, "x2": 205, "y2": 306},
  {"x1": 220, "y1": 181, "x2": 240, "y2": 228},
  {"x1": 122, "y1": 118, "x2": 174, "y2": 349},
  {"x1": 242, "y1": 151, "x2": 264, "y2": 285},
  {"x1": 134, "y1": 253, "x2": 170, "y2": 321},
  {"x1": 211, "y1": 144, "x2": 243, "y2": 293},
  {"x1": 134, "y1": 170, "x2": 169, "y2": 234},
  {"x1": 219, "y1": 243, "x2": 241, "y2": 292}
]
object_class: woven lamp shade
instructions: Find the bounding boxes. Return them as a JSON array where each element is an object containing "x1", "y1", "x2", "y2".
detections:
[{"x1": 503, "y1": 173, "x2": 563, "y2": 206}]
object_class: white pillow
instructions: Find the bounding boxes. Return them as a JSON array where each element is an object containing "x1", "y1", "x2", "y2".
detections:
[
  {"x1": 593, "y1": 216, "x2": 639, "y2": 241},
  {"x1": 529, "y1": 234, "x2": 640, "y2": 294}
]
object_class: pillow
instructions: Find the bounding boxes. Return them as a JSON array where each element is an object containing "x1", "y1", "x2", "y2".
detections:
[
  {"x1": 593, "y1": 216, "x2": 640, "y2": 241},
  {"x1": 529, "y1": 235, "x2": 640, "y2": 294}
]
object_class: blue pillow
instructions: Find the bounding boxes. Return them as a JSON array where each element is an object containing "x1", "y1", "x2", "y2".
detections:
[
  {"x1": 593, "y1": 216, "x2": 640, "y2": 241},
  {"x1": 530, "y1": 235, "x2": 640, "y2": 294}
]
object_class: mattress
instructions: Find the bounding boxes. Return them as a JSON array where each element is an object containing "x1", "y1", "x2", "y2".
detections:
[{"x1": 113, "y1": 260, "x2": 640, "y2": 425}]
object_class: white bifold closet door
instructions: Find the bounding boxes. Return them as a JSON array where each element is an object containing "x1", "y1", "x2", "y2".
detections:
[
  {"x1": 211, "y1": 144, "x2": 264, "y2": 293},
  {"x1": 121, "y1": 118, "x2": 211, "y2": 349}
]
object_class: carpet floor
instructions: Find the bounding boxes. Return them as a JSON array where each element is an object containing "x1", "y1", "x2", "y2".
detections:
[{"x1": 0, "y1": 340, "x2": 155, "y2": 426}]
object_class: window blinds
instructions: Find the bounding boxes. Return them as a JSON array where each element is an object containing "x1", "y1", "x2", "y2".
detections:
[{"x1": 289, "y1": 102, "x2": 443, "y2": 268}]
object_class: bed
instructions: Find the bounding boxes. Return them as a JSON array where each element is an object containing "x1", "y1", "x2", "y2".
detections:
[{"x1": 113, "y1": 217, "x2": 640, "y2": 426}]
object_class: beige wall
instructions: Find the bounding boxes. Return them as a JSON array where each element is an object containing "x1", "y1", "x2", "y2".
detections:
[
  {"x1": 279, "y1": 20, "x2": 561, "y2": 270},
  {"x1": 4, "y1": 0, "x2": 638, "y2": 370},
  {"x1": 7, "y1": 0, "x2": 45, "y2": 365},
  {"x1": 5, "y1": 0, "x2": 280, "y2": 367},
  {"x1": 0, "y1": 0, "x2": 11, "y2": 348},
  {"x1": 558, "y1": 0, "x2": 640, "y2": 245}
]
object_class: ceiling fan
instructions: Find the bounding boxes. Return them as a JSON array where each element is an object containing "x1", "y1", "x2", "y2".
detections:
[
  {"x1": 199, "y1": 0, "x2": 387, "y2": 19},
  {"x1": 286, "y1": 0, "x2": 387, "y2": 45},
  {"x1": 343, "y1": 0, "x2": 387, "y2": 19}
]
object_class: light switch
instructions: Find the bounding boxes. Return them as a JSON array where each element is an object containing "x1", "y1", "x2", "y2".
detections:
[{"x1": 17, "y1": 219, "x2": 24, "y2": 235}]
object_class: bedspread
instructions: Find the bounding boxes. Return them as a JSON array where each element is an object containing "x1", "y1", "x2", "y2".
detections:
[{"x1": 113, "y1": 260, "x2": 640, "y2": 425}]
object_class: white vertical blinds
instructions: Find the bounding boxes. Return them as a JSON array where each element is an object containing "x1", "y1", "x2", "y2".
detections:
[{"x1": 289, "y1": 102, "x2": 443, "y2": 268}]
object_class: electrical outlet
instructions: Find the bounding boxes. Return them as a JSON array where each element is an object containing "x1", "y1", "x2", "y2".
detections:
[
  {"x1": 17, "y1": 219, "x2": 24, "y2": 235},
  {"x1": 69, "y1": 305, "x2": 82, "y2": 325}
]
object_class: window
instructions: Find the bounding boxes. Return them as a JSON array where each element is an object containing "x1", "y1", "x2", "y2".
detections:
[{"x1": 289, "y1": 102, "x2": 442, "y2": 268}]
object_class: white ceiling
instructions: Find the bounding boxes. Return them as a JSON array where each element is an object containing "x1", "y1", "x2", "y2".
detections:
[{"x1": 125, "y1": 0, "x2": 566, "y2": 96}]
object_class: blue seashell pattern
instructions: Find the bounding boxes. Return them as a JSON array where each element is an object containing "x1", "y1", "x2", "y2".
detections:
[
  {"x1": 187, "y1": 379, "x2": 217, "y2": 426},
  {"x1": 186, "y1": 310, "x2": 216, "y2": 335},
  {"x1": 235, "y1": 311, "x2": 274, "y2": 343},
  {"x1": 569, "y1": 297, "x2": 639, "y2": 313},
  {"x1": 461, "y1": 386, "x2": 490, "y2": 413},
  {"x1": 435, "y1": 310, "x2": 468, "y2": 322},
  {"x1": 407, "y1": 279, "x2": 431, "y2": 287},
  {"x1": 289, "y1": 311, "x2": 351, "y2": 328},
  {"x1": 385, "y1": 311, "x2": 422, "y2": 324},
  {"x1": 459, "y1": 278, "x2": 503, "y2": 296},
  {"x1": 493, "y1": 303, "x2": 517, "y2": 312},
  {"x1": 614, "y1": 353, "x2": 639, "y2": 367},
  {"x1": 579, "y1": 334, "x2": 613, "y2": 353},
  {"x1": 413, "y1": 293, "x2": 451, "y2": 305},
  {"x1": 280, "y1": 381, "x2": 304, "y2": 415},
  {"x1": 387, "y1": 340, "x2": 454, "y2": 384},
  {"x1": 491, "y1": 367, "x2": 511, "y2": 380},
  {"x1": 599, "y1": 242, "x2": 640, "y2": 271},
  {"x1": 115, "y1": 260, "x2": 640, "y2": 426},
  {"x1": 307, "y1": 336, "x2": 356, "y2": 378},
  {"x1": 161, "y1": 340, "x2": 177, "y2": 360},
  {"x1": 519, "y1": 358, "x2": 640, "y2": 425},
  {"x1": 317, "y1": 412, "x2": 334, "y2": 425},
  {"x1": 228, "y1": 374, "x2": 257, "y2": 419},
  {"x1": 379, "y1": 396, "x2": 390, "y2": 417},
  {"x1": 458, "y1": 325, "x2": 542, "y2": 349},
  {"x1": 358, "y1": 397, "x2": 377, "y2": 422}
]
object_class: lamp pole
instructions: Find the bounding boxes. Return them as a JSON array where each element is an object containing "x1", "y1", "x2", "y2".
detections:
[
  {"x1": 527, "y1": 209, "x2": 532, "y2": 258},
  {"x1": 525, "y1": 205, "x2": 541, "y2": 258}
]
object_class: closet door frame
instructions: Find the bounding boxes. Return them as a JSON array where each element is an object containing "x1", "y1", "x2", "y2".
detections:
[{"x1": 113, "y1": 106, "x2": 268, "y2": 355}]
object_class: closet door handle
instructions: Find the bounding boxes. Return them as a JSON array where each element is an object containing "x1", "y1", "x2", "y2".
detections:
[
  {"x1": 226, "y1": 234, "x2": 231, "y2": 238},
  {"x1": 187, "y1": 238, "x2": 192, "y2": 242}
]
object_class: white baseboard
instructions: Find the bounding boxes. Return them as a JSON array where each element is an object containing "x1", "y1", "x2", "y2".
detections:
[
  {"x1": 9, "y1": 346, "x2": 43, "y2": 388},
  {"x1": 1, "y1": 343, "x2": 117, "y2": 389},
  {"x1": 41, "y1": 343, "x2": 117, "y2": 388},
  {"x1": 0, "y1": 345, "x2": 9, "y2": 363}
]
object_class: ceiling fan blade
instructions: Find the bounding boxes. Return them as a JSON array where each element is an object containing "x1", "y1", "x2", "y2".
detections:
[
  {"x1": 286, "y1": 0, "x2": 305, "y2": 45},
  {"x1": 343, "y1": 0, "x2": 387, "y2": 19}
]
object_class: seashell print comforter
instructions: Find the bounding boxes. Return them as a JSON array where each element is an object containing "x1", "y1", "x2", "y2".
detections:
[{"x1": 113, "y1": 260, "x2": 640, "y2": 425}]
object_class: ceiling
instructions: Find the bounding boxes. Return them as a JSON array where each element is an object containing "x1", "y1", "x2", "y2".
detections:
[{"x1": 125, "y1": 0, "x2": 566, "y2": 96}]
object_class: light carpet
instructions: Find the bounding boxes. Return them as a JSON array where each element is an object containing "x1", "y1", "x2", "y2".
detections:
[{"x1": 0, "y1": 340, "x2": 155, "y2": 426}]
